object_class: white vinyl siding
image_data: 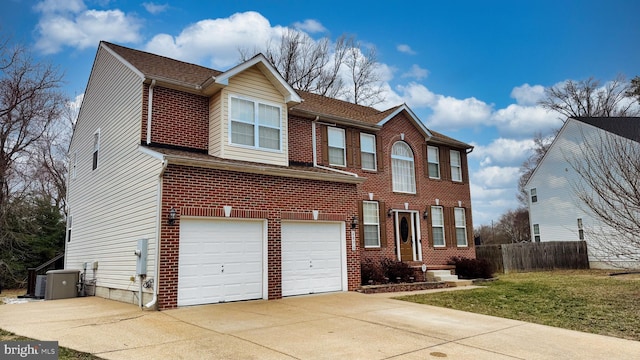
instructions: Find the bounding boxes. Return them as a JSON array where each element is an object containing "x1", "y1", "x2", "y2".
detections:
[
  {"x1": 328, "y1": 127, "x2": 346, "y2": 166},
  {"x1": 216, "y1": 67, "x2": 289, "y2": 166},
  {"x1": 360, "y1": 133, "x2": 377, "y2": 171},
  {"x1": 391, "y1": 142, "x2": 416, "y2": 193},
  {"x1": 64, "y1": 45, "x2": 162, "y2": 296},
  {"x1": 450, "y1": 150, "x2": 462, "y2": 182},
  {"x1": 431, "y1": 206, "x2": 445, "y2": 247},
  {"x1": 363, "y1": 201, "x2": 380, "y2": 247},
  {"x1": 427, "y1": 146, "x2": 440, "y2": 179},
  {"x1": 455, "y1": 208, "x2": 468, "y2": 246}
]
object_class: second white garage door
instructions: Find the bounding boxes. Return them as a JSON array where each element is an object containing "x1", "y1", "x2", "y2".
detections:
[
  {"x1": 281, "y1": 221, "x2": 346, "y2": 297},
  {"x1": 178, "y1": 218, "x2": 265, "y2": 306}
]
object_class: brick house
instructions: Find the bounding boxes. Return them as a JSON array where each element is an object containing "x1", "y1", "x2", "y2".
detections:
[{"x1": 65, "y1": 41, "x2": 474, "y2": 310}]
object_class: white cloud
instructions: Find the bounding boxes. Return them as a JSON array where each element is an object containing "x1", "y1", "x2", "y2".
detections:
[
  {"x1": 142, "y1": 2, "x2": 168, "y2": 15},
  {"x1": 401, "y1": 64, "x2": 429, "y2": 80},
  {"x1": 395, "y1": 82, "x2": 437, "y2": 108},
  {"x1": 470, "y1": 138, "x2": 535, "y2": 167},
  {"x1": 491, "y1": 103, "x2": 561, "y2": 137},
  {"x1": 34, "y1": 0, "x2": 142, "y2": 54},
  {"x1": 144, "y1": 11, "x2": 283, "y2": 69},
  {"x1": 511, "y1": 83, "x2": 545, "y2": 105},
  {"x1": 396, "y1": 44, "x2": 416, "y2": 55},
  {"x1": 428, "y1": 95, "x2": 493, "y2": 130},
  {"x1": 293, "y1": 19, "x2": 326, "y2": 33},
  {"x1": 473, "y1": 166, "x2": 521, "y2": 189}
]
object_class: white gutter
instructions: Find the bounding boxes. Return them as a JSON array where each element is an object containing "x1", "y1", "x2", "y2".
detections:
[
  {"x1": 145, "y1": 155, "x2": 168, "y2": 310},
  {"x1": 312, "y1": 117, "x2": 360, "y2": 177},
  {"x1": 146, "y1": 79, "x2": 156, "y2": 145}
]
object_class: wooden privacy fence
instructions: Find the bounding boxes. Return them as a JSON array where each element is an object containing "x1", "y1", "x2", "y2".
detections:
[{"x1": 476, "y1": 241, "x2": 590, "y2": 273}]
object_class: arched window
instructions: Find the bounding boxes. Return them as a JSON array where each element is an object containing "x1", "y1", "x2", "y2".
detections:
[{"x1": 391, "y1": 142, "x2": 416, "y2": 193}]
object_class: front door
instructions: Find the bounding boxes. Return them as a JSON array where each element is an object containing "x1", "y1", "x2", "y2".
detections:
[{"x1": 398, "y1": 212, "x2": 414, "y2": 261}]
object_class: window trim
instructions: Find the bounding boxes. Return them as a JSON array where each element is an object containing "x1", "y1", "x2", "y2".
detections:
[
  {"x1": 427, "y1": 145, "x2": 440, "y2": 179},
  {"x1": 431, "y1": 206, "x2": 445, "y2": 247},
  {"x1": 391, "y1": 141, "x2": 416, "y2": 194},
  {"x1": 228, "y1": 94, "x2": 283, "y2": 152},
  {"x1": 450, "y1": 149, "x2": 462, "y2": 182},
  {"x1": 360, "y1": 133, "x2": 377, "y2": 171},
  {"x1": 454, "y1": 207, "x2": 468, "y2": 247},
  {"x1": 533, "y1": 224, "x2": 541, "y2": 242},
  {"x1": 327, "y1": 127, "x2": 347, "y2": 167},
  {"x1": 362, "y1": 201, "x2": 381, "y2": 248},
  {"x1": 530, "y1": 188, "x2": 538, "y2": 203},
  {"x1": 92, "y1": 129, "x2": 100, "y2": 171}
]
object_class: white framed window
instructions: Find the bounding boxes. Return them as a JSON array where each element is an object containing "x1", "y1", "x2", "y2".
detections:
[
  {"x1": 533, "y1": 224, "x2": 541, "y2": 242},
  {"x1": 450, "y1": 150, "x2": 462, "y2": 182},
  {"x1": 454, "y1": 208, "x2": 468, "y2": 246},
  {"x1": 229, "y1": 96, "x2": 282, "y2": 151},
  {"x1": 71, "y1": 151, "x2": 77, "y2": 179},
  {"x1": 431, "y1": 206, "x2": 445, "y2": 247},
  {"x1": 391, "y1": 142, "x2": 416, "y2": 193},
  {"x1": 67, "y1": 215, "x2": 72, "y2": 243},
  {"x1": 530, "y1": 188, "x2": 538, "y2": 203},
  {"x1": 363, "y1": 201, "x2": 380, "y2": 247},
  {"x1": 360, "y1": 133, "x2": 377, "y2": 171},
  {"x1": 328, "y1": 127, "x2": 346, "y2": 166},
  {"x1": 92, "y1": 129, "x2": 100, "y2": 170},
  {"x1": 577, "y1": 218, "x2": 584, "y2": 240},
  {"x1": 427, "y1": 146, "x2": 440, "y2": 179}
]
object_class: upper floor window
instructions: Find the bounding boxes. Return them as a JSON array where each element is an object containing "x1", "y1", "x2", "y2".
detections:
[
  {"x1": 450, "y1": 150, "x2": 462, "y2": 182},
  {"x1": 360, "y1": 133, "x2": 377, "y2": 171},
  {"x1": 427, "y1": 146, "x2": 440, "y2": 179},
  {"x1": 92, "y1": 129, "x2": 100, "y2": 170},
  {"x1": 431, "y1": 206, "x2": 445, "y2": 247},
  {"x1": 391, "y1": 142, "x2": 416, "y2": 193},
  {"x1": 533, "y1": 224, "x2": 541, "y2": 242},
  {"x1": 530, "y1": 188, "x2": 538, "y2": 203},
  {"x1": 230, "y1": 96, "x2": 281, "y2": 151},
  {"x1": 454, "y1": 208, "x2": 468, "y2": 246},
  {"x1": 363, "y1": 201, "x2": 380, "y2": 247},
  {"x1": 328, "y1": 127, "x2": 346, "y2": 166}
]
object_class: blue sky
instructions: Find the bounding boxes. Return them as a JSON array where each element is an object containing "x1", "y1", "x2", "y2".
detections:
[{"x1": 4, "y1": 0, "x2": 639, "y2": 226}]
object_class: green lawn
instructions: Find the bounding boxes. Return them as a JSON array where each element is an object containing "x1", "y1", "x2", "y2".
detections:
[{"x1": 396, "y1": 270, "x2": 640, "y2": 341}]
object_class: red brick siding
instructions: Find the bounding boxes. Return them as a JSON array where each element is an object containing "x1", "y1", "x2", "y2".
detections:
[
  {"x1": 311, "y1": 113, "x2": 475, "y2": 268},
  {"x1": 288, "y1": 115, "x2": 314, "y2": 164},
  {"x1": 141, "y1": 85, "x2": 209, "y2": 150},
  {"x1": 158, "y1": 165, "x2": 360, "y2": 309}
]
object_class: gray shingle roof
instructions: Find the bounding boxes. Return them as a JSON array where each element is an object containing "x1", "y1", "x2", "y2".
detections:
[{"x1": 573, "y1": 117, "x2": 640, "y2": 143}]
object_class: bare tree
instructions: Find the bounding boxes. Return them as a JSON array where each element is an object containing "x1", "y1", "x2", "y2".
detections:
[
  {"x1": 239, "y1": 30, "x2": 385, "y2": 106},
  {"x1": 628, "y1": 76, "x2": 640, "y2": 102},
  {"x1": 495, "y1": 207, "x2": 531, "y2": 243},
  {"x1": 567, "y1": 129, "x2": 640, "y2": 268}
]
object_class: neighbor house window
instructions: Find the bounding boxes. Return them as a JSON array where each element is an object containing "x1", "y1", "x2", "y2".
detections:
[
  {"x1": 72, "y1": 151, "x2": 77, "y2": 179},
  {"x1": 577, "y1": 218, "x2": 584, "y2": 240},
  {"x1": 533, "y1": 224, "x2": 541, "y2": 242},
  {"x1": 427, "y1": 146, "x2": 440, "y2": 179},
  {"x1": 360, "y1": 133, "x2": 377, "y2": 171},
  {"x1": 391, "y1": 142, "x2": 416, "y2": 193},
  {"x1": 450, "y1": 150, "x2": 462, "y2": 182},
  {"x1": 328, "y1": 127, "x2": 346, "y2": 166},
  {"x1": 454, "y1": 208, "x2": 468, "y2": 246},
  {"x1": 363, "y1": 201, "x2": 380, "y2": 247},
  {"x1": 67, "y1": 215, "x2": 72, "y2": 243},
  {"x1": 92, "y1": 129, "x2": 100, "y2": 170},
  {"x1": 431, "y1": 206, "x2": 445, "y2": 247},
  {"x1": 530, "y1": 188, "x2": 538, "y2": 203},
  {"x1": 230, "y1": 96, "x2": 281, "y2": 151}
]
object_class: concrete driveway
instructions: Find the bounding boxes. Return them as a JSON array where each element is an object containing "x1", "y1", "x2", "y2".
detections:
[{"x1": 1, "y1": 290, "x2": 639, "y2": 359}]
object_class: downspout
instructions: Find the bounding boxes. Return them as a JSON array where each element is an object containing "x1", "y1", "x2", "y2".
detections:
[
  {"x1": 312, "y1": 117, "x2": 359, "y2": 177},
  {"x1": 144, "y1": 156, "x2": 168, "y2": 310},
  {"x1": 146, "y1": 79, "x2": 156, "y2": 145}
]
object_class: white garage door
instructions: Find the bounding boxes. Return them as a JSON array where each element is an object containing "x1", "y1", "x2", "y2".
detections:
[
  {"x1": 178, "y1": 218, "x2": 264, "y2": 306},
  {"x1": 281, "y1": 221, "x2": 345, "y2": 297}
]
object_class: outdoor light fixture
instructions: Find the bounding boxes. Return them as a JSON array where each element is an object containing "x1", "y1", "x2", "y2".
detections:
[
  {"x1": 423, "y1": 208, "x2": 429, "y2": 220},
  {"x1": 168, "y1": 207, "x2": 177, "y2": 225},
  {"x1": 351, "y1": 215, "x2": 358, "y2": 229},
  {"x1": 387, "y1": 208, "x2": 393, "y2": 217}
]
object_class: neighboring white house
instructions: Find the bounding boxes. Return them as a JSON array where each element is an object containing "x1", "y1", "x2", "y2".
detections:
[{"x1": 525, "y1": 117, "x2": 640, "y2": 269}]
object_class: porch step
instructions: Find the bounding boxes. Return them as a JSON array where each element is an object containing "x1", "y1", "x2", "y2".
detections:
[
  {"x1": 426, "y1": 270, "x2": 458, "y2": 282},
  {"x1": 445, "y1": 279, "x2": 473, "y2": 287}
]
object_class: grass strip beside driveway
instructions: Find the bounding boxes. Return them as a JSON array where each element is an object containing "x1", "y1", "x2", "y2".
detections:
[{"x1": 396, "y1": 270, "x2": 640, "y2": 341}]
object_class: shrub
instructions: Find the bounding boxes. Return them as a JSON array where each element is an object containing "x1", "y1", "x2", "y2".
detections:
[
  {"x1": 381, "y1": 258, "x2": 415, "y2": 283},
  {"x1": 361, "y1": 258, "x2": 385, "y2": 285},
  {"x1": 448, "y1": 256, "x2": 494, "y2": 279}
]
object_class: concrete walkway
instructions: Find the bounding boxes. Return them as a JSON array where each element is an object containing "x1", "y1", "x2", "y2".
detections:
[{"x1": 1, "y1": 291, "x2": 638, "y2": 359}]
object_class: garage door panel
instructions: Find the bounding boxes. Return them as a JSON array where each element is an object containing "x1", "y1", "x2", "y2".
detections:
[
  {"x1": 282, "y1": 222, "x2": 344, "y2": 297},
  {"x1": 178, "y1": 219, "x2": 264, "y2": 306}
]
